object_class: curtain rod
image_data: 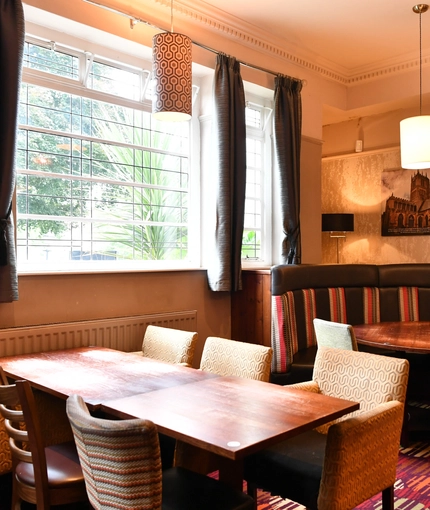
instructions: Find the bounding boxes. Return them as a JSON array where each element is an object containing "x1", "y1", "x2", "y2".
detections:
[{"x1": 82, "y1": 0, "x2": 304, "y2": 84}]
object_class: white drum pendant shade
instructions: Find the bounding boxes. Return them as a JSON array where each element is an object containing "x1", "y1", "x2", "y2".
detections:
[
  {"x1": 152, "y1": 32, "x2": 192, "y2": 121},
  {"x1": 400, "y1": 115, "x2": 430, "y2": 169}
]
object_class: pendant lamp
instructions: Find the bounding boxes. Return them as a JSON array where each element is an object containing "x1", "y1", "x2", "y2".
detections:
[
  {"x1": 400, "y1": 4, "x2": 430, "y2": 169},
  {"x1": 152, "y1": 0, "x2": 192, "y2": 121}
]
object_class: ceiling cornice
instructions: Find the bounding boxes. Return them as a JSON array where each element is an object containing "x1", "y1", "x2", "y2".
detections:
[{"x1": 154, "y1": 0, "x2": 425, "y2": 87}]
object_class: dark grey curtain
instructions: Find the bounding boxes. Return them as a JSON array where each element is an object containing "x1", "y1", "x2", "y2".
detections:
[
  {"x1": 274, "y1": 75, "x2": 303, "y2": 264},
  {"x1": 207, "y1": 54, "x2": 246, "y2": 291},
  {"x1": 0, "y1": 0, "x2": 24, "y2": 301}
]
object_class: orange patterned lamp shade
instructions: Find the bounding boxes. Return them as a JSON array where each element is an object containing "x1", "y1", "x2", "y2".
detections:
[{"x1": 152, "y1": 32, "x2": 192, "y2": 122}]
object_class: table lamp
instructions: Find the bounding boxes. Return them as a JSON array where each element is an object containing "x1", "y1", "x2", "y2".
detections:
[{"x1": 322, "y1": 213, "x2": 354, "y2": 263}]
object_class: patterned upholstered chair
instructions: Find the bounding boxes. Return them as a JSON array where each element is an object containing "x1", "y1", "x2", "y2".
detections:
[
  {"x1": 0, "y1": 373, "x2": 88, "y2": 509},
  {"x1": 66, "y1": 394, "x2": 254, "y2": 510},
  {"x1": 199, "y1": 336, "x2": 273, "y2": 381},
  {"x1": 313, "y1": 318, "x2": 358, "y2": 351},
  {"x1": 133, "y1": 325, "x2": 198, "y2": 368},
  {"x1": 244, "y1": 347, "x2": 409, "y2": 510}
]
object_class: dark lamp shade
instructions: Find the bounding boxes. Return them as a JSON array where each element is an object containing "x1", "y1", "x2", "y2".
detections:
[
  {"x1": 152, "y1": 32, "x2": 192, "y2": 122},
  {"x1": 322, "y1": 213, "x2": 354, "y2": 232}
]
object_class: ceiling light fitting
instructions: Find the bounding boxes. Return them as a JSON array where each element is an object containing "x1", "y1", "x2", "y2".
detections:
[
  {"x1": 400, "y1": 4, "x2": 430, "y2": 169},
  {"x1": 152, "y1": 0, "x2": 192, "y2": 122}
]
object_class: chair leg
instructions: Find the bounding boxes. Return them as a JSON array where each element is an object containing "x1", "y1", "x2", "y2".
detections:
[{"x1": 382, "y1": 485, "x2": 394, "y2": 510}]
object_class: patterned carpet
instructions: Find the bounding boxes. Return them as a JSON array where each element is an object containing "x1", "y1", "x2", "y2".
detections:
[
  {"x1": 1, "y1": 439, "x2": 429, "y2": 509},
  {"x1": 255, "y1": 440, "x2": 430, "y2": 510}
]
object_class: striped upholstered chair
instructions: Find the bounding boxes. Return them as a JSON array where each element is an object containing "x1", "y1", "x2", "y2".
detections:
[
  {"x1": 66, "y1": 394, "x2": 254, "y2": 510},
  {"x1": 244, "y1": 347, "x2": 409, "y2": 510}
]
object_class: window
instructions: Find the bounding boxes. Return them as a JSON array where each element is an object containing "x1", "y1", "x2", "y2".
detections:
[
  {"x1": 16, "y1": 39, "x2": 195, "y2": 272},
  {"x1": 242, "y1": 101, "x2": 272, "y2": 263}
]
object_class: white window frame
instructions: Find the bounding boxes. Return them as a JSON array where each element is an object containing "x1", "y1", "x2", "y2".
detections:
[
  {"x1": 16, "y1": 32, "x2": 201, "y2": 274},
  {"x1": 242, "y1": 94, "x2": 273, "y2": 267}
]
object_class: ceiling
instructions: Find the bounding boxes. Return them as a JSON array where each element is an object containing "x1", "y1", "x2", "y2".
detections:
[
  {"x1": 199, "y1": 0, "x2": 430, "y2": 76},
  {"x1": 24, "y1": 0, "x2": 430, "y2": 125}
]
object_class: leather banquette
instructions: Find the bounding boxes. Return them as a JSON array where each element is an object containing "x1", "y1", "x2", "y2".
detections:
[{"x1": 270, "y1": 263, "x2": 430, "y2": 385}]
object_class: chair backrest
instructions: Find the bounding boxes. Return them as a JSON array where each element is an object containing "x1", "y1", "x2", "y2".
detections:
[
  {"x1": 199, "y1": 337, "x2": 273, "y2": 381},
  {"x1": 313, "y1": 318, "x2": 358, "y2": 351},
  {"x1": 66, "y1": 394, "x2": 162, "y2": 510},
  {"x1": 0, "y1": 368, "x2": 12, "y2": 475},
  {"x1": 313, "y1": 346, "x2": 409, "y2": 415},
  {"x1": 142, "y1": 325, "x2": 198, "y2": 367},
  {"x1": 0, "y1": 371, "x2": 50, "y2": 507}
]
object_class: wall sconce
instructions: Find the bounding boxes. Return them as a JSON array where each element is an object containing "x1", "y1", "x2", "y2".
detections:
[
  {"x1": 322, "y1": 213, "x2": 354, "y2": 264},
  {"x1": 152, "y1": 0, "x2": 192, "y2": 121}
]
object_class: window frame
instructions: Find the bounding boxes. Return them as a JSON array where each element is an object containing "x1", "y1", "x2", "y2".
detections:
[
  {"x1": 16, "y1": 34, "x2": 200, "y2": 274},
  {"x1": 242, "y1": 95, "x2": 273, "y2": 268}
]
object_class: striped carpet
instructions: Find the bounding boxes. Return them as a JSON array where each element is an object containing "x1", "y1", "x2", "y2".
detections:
[{"x1": 254, "y1": 440, "x2": 430, "y2": 509}]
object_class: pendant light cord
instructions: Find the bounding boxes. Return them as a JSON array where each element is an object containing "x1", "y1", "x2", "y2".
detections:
[
  {"x1": 420, "y1": 9, "x2": 423, "y2": 115},
  {"x1": 171, "y1": 0, "x2": 174, "y2": 33}
]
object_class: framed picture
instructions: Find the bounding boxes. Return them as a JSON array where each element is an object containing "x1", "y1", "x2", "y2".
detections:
[{"x1": 381, "y1": 168, "x2": 430, "y2": 236}]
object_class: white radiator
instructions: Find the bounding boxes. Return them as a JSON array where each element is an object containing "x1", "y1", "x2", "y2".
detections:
[{"x1": 0, "y1": 311, "x2": 197, "y2": 357}]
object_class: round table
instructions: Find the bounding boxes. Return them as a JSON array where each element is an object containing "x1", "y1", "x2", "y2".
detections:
[{"x1": 354, "y1": 321, "x2": 430, "y2": 354}]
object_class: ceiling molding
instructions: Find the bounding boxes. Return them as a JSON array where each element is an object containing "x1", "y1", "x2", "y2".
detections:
[{"x1": 153, "y1": 0, "x2": 424, "y2": 87}]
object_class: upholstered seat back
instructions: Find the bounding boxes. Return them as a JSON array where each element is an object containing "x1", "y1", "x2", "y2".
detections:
[
  {"x1": 200, "y1": 337, "x2": 273, "y2": 381},
  {"x1": 67, "y1": 394, "x2": 162, "y2": 510},
  {"x1": 313, "y1": 318, "x2": 358, "y2": 350},
  {"x1": 141, "y1": 325, "x2": 198, "y2": 367},
  {"x1": 313, "y1": 347, "x2": 409, "y2": 415}
]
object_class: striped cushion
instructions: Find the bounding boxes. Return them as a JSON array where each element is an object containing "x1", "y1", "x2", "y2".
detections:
[
  {"x1": 398, "y1": 287, "x2": 419, "y2": 321},
  {"x1": 363, "y1": 287, "x2": 380, "y2": 324},
  {"x1": 328, "y1": 287, "x2": 347, "y2": 323},
  {"x1": 271, "y1": 289, "x2": 317, "y2": 373},
  {"x1": 272, "y1": 293, "x2": 294, "y2": 374},
  {"x1": 67, "y1": 395, "x2": 162, "y2": 510}
]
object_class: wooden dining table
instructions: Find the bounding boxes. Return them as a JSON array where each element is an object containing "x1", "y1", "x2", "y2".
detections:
[
  {"x1": 0, "y1": 346, "x2": 359, "y2": 490},
  {"x1": 354, "y1": 321, "x2": 430, "y2": 354}
]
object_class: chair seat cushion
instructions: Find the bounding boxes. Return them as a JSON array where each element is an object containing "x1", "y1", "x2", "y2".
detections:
[
  {"x1": 162, "y1": 466, "x2": 254, "y2": 510},
  {"x1": 244, "y1": 429, "x2": 326, "y2": 510},
  {"x1": 16, "y1": 441, "x2": 84, "y2": 488}
]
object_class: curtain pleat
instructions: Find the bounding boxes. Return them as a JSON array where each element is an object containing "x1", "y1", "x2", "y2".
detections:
[
  {"x1": 274, "y1": 75, "x2": 303, "y2": 264},
  {"x1": 207, "y1": 54, "x2": 246, "y2": 291},
  {"x1": 0, "y1": 0, "x2": 25, "y2": 301}
]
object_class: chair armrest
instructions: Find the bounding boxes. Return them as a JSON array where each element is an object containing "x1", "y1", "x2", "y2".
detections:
[
  {"x1": 284, "y1": 381, "x2": 320, "y2": 393},
  {"x1": 318, "y1": 400, "x2": 404, "y2": 510}
]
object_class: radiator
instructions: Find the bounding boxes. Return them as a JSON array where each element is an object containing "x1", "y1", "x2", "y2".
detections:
[{"x1": 0, "y1": 310, "x2": 197, "y2": 357}]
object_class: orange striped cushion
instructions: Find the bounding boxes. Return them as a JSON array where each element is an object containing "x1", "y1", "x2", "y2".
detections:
[
  {"x1": 302, "y1": 288, "x2": 317, "y2": 347},
  {"x1": 271, "y1": 294, "x2": 294, "y2": 373},
  {"x1": 398, "y1": 287, "x2": 419, "y2": 321},
  {"x1": 328, "y1": 287, "x2": 347, "y2": 323},
  {"x1": 363, "y1": 287, "x2": 380, "y2": 324}
]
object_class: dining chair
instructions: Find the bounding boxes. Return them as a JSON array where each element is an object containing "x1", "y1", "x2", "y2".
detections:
[
  {"x1": 244, "y1": 347, "x2": 409, "y2": 510},
  {"x1": 133, "y1": 325, "x2": 198, "y2": 368},
  {"x1": 66, "y1": 393, "x2": 254, "y2": 510},
  {"x1": 199, "y1": 336, "x2": 273, "y2": 381},
  {"x1": 313, "y1": 318, "x2": 358, "y2": 350},
  {"x1": 0, "y1": 368, "x2": 88, "y2": 509}
]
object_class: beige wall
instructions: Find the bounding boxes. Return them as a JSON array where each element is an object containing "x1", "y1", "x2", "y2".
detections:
[
  {"x1": 322, "y1": 107, "x2": 430, "y2": 264},
  {"x1": 0, "y1": 270, "x2": 230, "y2": 366},
  {"x1": 2, "y1": 0, "x2": 330, "y2": 353}
]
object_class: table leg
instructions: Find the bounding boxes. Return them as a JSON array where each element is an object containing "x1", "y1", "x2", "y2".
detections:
[{"x1": 218, "y1": 456, "x2": 244, "y2": 492}]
